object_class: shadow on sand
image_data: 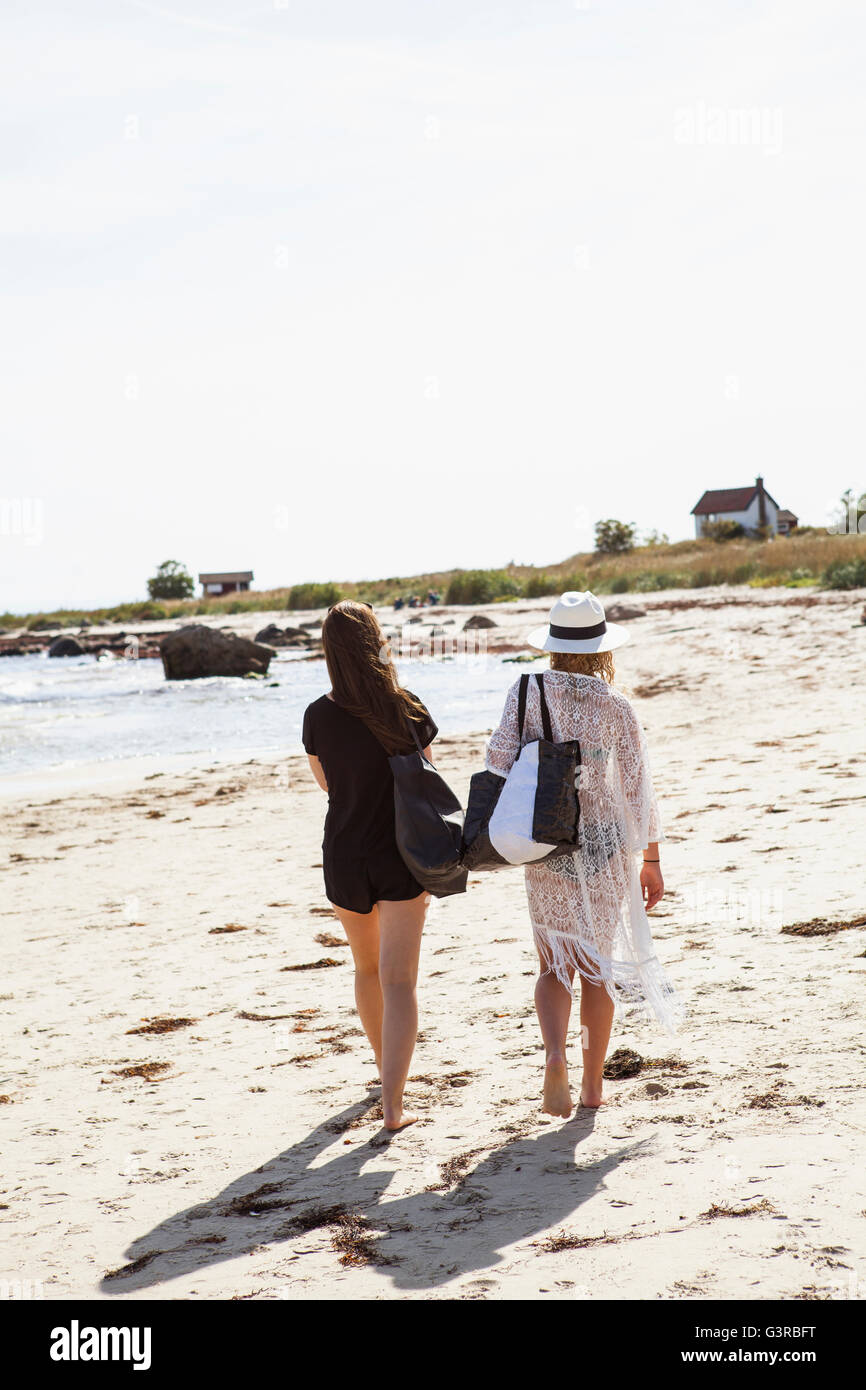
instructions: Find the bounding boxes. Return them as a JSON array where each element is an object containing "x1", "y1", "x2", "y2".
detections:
[{"x1": 100, "y1": 1095, "x2": 650, "y2": 1296}]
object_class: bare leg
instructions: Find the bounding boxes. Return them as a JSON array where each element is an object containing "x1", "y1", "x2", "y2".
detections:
[
  {"x1": 534, "y1": 948, "x2": 575, "y2": 1118},
  {"x1": 579, "y1": 974, "x2": 615, "y2": 1108},
  {"x1": 377, "y1": 893, "x2": 428, "y2": 1130},
  {"x1": 333, "y1": 904, "x2": 383, "y2": 1075}
]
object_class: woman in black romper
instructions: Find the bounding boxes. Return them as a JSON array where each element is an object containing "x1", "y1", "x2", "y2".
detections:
[{"x1": 302, "y1": 601, "x2": 438, "y2": 1131}]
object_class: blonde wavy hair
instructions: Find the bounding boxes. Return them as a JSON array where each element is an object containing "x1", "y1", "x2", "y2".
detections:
[{"x1": 549, "y1": 649, "x2": 616, "y2": 683}]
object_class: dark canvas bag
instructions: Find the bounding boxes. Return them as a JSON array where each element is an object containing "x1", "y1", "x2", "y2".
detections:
[
  {"x1": 462, "y1": 672, "x2": 581, "y2": 871},
  {"x1": 389, "y1": 720, "x2": 468, "y2": 898}
]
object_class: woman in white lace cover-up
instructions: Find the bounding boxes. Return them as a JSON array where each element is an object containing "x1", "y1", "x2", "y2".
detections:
[{"x1": 485, "y1": 592, "x2": 685, "y2": 1117}]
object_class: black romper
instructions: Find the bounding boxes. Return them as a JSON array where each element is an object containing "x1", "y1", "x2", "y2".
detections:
[{"x1": 301, "y1": 693, "x2": 439, "y2": 914}]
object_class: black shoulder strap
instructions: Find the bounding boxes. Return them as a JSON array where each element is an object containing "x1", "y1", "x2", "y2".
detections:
[
  {"x1": 534, "y1": 672, "x2": 553, "y2": 742},
  {"x1": 517, "y1": 673, "x2": 529, "y2": 743}
]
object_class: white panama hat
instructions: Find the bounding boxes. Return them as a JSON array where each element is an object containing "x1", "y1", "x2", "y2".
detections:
[{"x1": 526, "y1": 590, "x2": 630, "y2": 654}]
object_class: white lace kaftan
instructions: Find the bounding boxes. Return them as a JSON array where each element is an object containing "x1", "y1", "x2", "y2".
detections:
[{"x1": 485, "y1": 671, "x2": 685, "y2": 1035}]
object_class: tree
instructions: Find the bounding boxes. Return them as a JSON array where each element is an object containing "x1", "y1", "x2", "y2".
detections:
[
  {"x1": 594, "y1": 519, "x2": 636, "y2": 554},
  {"x1": 147, "y1": 560, "x2": 194, "y2": 601}
]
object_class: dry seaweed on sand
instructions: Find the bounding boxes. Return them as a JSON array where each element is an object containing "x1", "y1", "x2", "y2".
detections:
[
  {"x1": 781, "y1": 914, "x2": 866, "y2": 937},
  {"x1": 104, "y1": 1250, "x2": 162, "y2": 1280},
  {"x1": 535, "y1": 1230, "x2": 634, "y2": 1252},
  {"x1": 426, "y1": 1149, "x2": 484, "y2": 1192},
  {"x1": 602, "y1": 1050, "x2": 688, "y2": 1081},
  {"x1": 209, "y1": 923, "x2": 248, "y2": 934},
  {"x1": 749, "y1": 1091, "x2": 825, "y2": 1109},
  {"x1": 222, "y1": 1181, "x2": 296, "y2": 1218},
  {"x1": 314, "y1": 932, "x2": 347, "y2": 948},
  {"x1": 110, "y1": 1061, "x2": 172, "y2": 1082},
  {"x1": 236, "y1": 1009, "x2": 294, "y2": 1021},
  {"x1": 643, "y1": 1055, "x2": 690, "y2": 1075},
  {"x1": 330, "y1": 1210, "x2": 395, "y2": 1267},
  {"x1": 281, "y1": 1205, "x2": 395, "y2": 1267},
  {"x1": 700, "y1": 1199, "x2": 775, "y2": 1220},
  {"x1": 280, "y1": 957, "x2": 344, "y2": 971},
  {"x1": 603, "y1": 1048, "x2": 644, "y2": 1079},
  {"x1": 125, "y1": 1016, "x2": 196, "y2": 1036}
]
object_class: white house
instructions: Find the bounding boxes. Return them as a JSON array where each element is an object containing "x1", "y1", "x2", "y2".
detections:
[{"x1": 690, "y1": 476, "x2": 795, "y2": 538}]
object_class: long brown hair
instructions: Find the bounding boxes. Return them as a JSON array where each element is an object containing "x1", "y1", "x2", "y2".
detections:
[{"x1": 321, "y1": 601, "x2": 429, "y2": 755}]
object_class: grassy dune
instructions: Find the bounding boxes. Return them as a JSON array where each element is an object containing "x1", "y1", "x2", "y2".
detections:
[{"x1": 4, "y1": 530, "x2": 865, "y2": 632}]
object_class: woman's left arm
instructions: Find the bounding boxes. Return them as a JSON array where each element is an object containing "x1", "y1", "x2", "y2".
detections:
[
  {"x1": 617, "y1": 699, "x2": 665, "y2": 907},
  {"x1": 641, "y1": 841, "x2": 664, "y2": 910}
]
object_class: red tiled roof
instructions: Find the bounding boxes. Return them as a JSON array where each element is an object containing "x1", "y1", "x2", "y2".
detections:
[
  {"x1": 198, "y1": 571, "x2": 254, "y2": 582},
  {"x1": 691, "y1": 485, "x2": 779, "y2": 515}
]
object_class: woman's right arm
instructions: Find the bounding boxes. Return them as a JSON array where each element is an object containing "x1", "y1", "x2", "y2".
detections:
[
  {"x1": 307, "y1": 754, "x2": 328, "y2": 792},
  {"x1": 484, "y1": 679, "x2": 522, "y2": 777},
  {"x1": 301, "y1": 705, "x2": 327, "y2": 790}
]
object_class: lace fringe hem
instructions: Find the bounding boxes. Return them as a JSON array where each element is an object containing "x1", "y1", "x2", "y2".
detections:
[{"x1": 534, "y1": 925, "x2": 687, "y2": 1037}]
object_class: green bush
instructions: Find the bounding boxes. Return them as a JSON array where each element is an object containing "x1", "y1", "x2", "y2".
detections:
[
  {"x1": 689, "y1": 569, "x2": 718, "y2": 588},
  {"x1": 287, "y1": 581, "x2": 343, "y2": 610},
  {"x1": 559, "y1": 572, "x2": 588, "y2": 593},
  {"x1": 702, "y1": 519, "x2": 745, "y2": 542},
  {"x1": 523, "y1": 573, "x2": 555, "y2": 598},
  {"x1": 130, "y1": 603, "x2": 167, "y2": 621},
  {"x1": 820, "y1": 558, "x2": 866, "y2": 590},
  {"x1": 445, "y1": 570, "x2": 522, "y2": 605},
  {"x1": 608, "y1": 576, "x2": 631, "y2": 594},
  {"x1": 633, "y1": 572, "x2": 669, "y2": 592}
]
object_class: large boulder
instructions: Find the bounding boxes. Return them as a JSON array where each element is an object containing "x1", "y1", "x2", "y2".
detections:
[
  {"x1": 463, "y1": 613, "x2": 497, "y2": 630},
  {"x1": 48, "y1": 635, "x2": 85, "y2": 657},
  {"x1": 160, "y1": 625, "x2": 274, "y2": 680}
]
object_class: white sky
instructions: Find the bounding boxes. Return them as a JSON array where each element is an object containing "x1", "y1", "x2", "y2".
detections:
[{"x1": 2, "y1": 0, "x2": 864, "y2": 610}]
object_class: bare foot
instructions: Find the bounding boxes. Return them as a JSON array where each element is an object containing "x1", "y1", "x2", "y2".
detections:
[
  {"x1": 543, "y1": 1055, "x2": 572, "y2": 1117},
  {"x1": 383, "y1": 1110, "x2": 419, "y2": 1132},
  {"x1": 579, "y1": 1082, "x2": 604, "y2": 1108}
]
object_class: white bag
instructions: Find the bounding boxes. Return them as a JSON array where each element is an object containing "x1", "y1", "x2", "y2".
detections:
[{"x1": 463, "y1": 673, "x2": 581, "y2": 869}]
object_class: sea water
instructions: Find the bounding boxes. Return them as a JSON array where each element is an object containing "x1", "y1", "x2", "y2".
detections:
[{"x1": 0, "y1": 649, "x2": 542, "y2": 779}]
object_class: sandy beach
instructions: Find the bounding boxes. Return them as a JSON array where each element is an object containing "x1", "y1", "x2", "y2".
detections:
[{"x1": 2, "y1": 588, "x2": 865, "y2": 1301}]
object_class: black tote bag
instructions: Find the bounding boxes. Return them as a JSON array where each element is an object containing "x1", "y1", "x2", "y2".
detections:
[
  {"x1": 462, "y1": 672, "x2": 581, "y2": 871},
  {"x1": 389, "y1": 721, "x2": 468, "y2": 898}
]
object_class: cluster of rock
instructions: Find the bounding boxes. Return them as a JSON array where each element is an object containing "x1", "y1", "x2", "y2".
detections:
[
  {"x1": 254, "y1": 623, "x2": 322, "y2": 650},
  {"x1": 1, "y1": 601, "x2": 656, "y2": 675},
  {"x1": 0, "y1": 630, "x2": 167, "y2": 659}
]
